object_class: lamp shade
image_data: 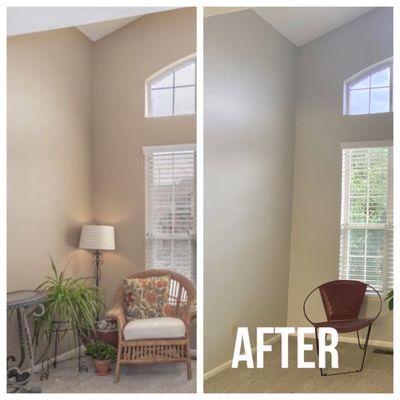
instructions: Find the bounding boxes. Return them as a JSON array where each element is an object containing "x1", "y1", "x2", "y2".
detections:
[{"x1": 79, "y1": 225, "x2": 115, "y2": 251}]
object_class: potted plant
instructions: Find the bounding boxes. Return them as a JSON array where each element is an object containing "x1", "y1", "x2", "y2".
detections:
[
  {"x1": 33, "y1": 257, "x2": 104, "y2": 358},
  {"x1": 95, "y1": 319, "x2": 119, "y2": 347},
  {"x1": 85, "y1": 341, "x2": 117, "y2": 376},
  {"x1": 81, "y1": 318, "x2": 119, "y2": 348},
  {"x1": 384, "y1": 290, "x2": 393, "y2": 311}
]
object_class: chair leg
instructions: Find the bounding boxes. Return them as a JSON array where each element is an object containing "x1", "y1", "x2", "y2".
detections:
[
  {"x1": 314, "y1": 327, "x2": 325, "y2": 376},
  {"x1": 114, "y1": 345, "x2": 122, "y2": 383},
  {"x1": 358, "y1": 324, "x2": 372, "y2": 372},
  {"x1": 186, "y1": 342, "x2": 192, "y2": 380},
  {"x1": 317, "y1": 324, "x2": 372, "y2": 376}
]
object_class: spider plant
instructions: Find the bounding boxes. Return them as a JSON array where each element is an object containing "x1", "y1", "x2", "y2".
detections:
[{"x1": 33, "y1": 256, "x2": 104, "y2": 357}]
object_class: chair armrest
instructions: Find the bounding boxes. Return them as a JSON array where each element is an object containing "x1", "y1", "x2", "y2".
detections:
[
  {"x1": 105, "y1": 305, "x2": 126, "y2": 333},
  {"x1": 179, "y1": 303, "x2": 196, "y2": 327}
]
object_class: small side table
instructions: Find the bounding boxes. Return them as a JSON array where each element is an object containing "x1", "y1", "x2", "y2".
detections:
[{"x1": 7, "y1": 290, "x2": 46, "y2": 393}]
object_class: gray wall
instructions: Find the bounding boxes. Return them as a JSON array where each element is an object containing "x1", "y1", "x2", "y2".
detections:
[
  {"x1": 287, "y1": 8, "x2": 393, "y2": 342},
  {"x1": 204, "y1": 10, "x2": 297, "y2": 372}
]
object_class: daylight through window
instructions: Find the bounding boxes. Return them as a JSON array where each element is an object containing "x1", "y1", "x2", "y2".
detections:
[
  {"x1": 344, "y1": 58, "x2": 393, "y2": 115},
  {"x1": 147, "y1": 58, "x2": 196, "y2": 117},
  {"x1": 144, "y1": 144, "x2": 196, "y2": 283},
  {"x1": 339, "y1": 144, "x2": 393, "y2": 293}
]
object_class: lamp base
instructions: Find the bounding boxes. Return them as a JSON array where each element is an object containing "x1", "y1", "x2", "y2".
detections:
[{"x1": 92, "y1": 250, "x2": 103, "y2": 288}]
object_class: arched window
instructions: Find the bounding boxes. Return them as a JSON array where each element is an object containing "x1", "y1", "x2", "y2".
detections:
[
  {"x1": 146, "y1": 56, "x2": 196, "y2": 117},
  {"x1": 344, "y1": 58, "x2": 393, "y2": 115}
]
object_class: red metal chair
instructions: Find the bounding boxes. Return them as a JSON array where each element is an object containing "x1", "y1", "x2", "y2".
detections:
[{"x1": 303, "y1": 279, "x2": 382, "y2": 376}]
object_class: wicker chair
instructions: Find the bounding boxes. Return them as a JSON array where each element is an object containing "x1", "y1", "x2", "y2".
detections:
[{"x1": 105, "y1": 269, "x2": 196, "y2": 383}]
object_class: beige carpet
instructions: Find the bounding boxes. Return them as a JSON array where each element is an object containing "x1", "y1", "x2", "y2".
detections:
[
  {"x1": 29, "y1": 356, "x2": 196, "y2": 393},
  {"x1": 205, "y1": 337, "x2": 392, "y2": 393}
]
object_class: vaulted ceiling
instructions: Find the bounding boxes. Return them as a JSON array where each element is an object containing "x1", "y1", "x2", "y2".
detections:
[
  {"x1": 7, "y1": 7, "x2": 178, "y2": 41},
  {"x1": 205, "y1": 7, "x2": 375, "y2": 47}
]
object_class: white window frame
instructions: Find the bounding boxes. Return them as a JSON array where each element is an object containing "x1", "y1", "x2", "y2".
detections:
[
  {"x1": 339, "y1": 140, "x2": 393, "y2": 295},
  {"x1": 145, "y1": 54, "x2": 196, "y2": 118},
  {"x1": 143, "y1": 143, "x2": 196, "y2": 283},
  {"x1": 343, "y1": 57, "x2": 393, "y2": 115}
]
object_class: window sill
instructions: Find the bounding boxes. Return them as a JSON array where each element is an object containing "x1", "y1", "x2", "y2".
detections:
[
  {"x1": 343, "y1": 111, "x2": 393, "y2": 117},
  {"x1": 145, "y1": 113, "x2": 196, "y2": 119}
]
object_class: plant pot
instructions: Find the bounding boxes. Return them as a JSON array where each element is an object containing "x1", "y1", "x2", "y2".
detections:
[
  {"x1": 94, "y1": 359, "x2": 112, "y2": 376},
  {"x1": 81, "y1": 325, "x2": 118, "y2": 348},
  {"x1": 96, "y1": 328, "x2": 118, "y2": 348}
]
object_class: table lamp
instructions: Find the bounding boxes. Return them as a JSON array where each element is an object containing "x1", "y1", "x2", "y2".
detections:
[{"x1": 79, "y1": 224, "x2": 115, "y2": 288}]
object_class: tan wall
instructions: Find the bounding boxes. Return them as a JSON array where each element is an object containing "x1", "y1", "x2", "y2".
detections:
[
  {"x1": 287, "y1": 8, "x2": 393, "y2": 343},
  {"x1": 91, "y1": 8, "x2": 196, "y2": 308},
  {"x1": 7, "y1": 8, "x2": 196, "y2": 365},
  {"x1": 7, "y1": 28, "x2": 94, "y2": 362},
  {"x1": 204, "y1": 10, "x2": 297, "y2": 372}
]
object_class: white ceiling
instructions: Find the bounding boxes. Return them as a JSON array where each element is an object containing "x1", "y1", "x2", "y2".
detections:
[
  {"x1": 77, "y1": 15, "x2": 140, "y2": 42},
  {"x1": 204, "y1": 8, "x2": 247, "y2": 18},
  {"x1": 205, "y1": 7, "x2": 375, "y2": 47},
  {"x1": 253, "y1": 7, "x2": 374, "y2": 47},
  {"x1": 7, "y1": 7, "x2": 177, "y2": 41}
]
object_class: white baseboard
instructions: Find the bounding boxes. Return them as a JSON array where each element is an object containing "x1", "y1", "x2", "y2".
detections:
[
  {"x1": 31, "y1": 345, "x2": 85, "y2": 374},
  {"x1": 337, "y1": 336, "x2": 392, "y2": 349},
  {"x1": 288, "y1": 332, "x2": 393, "y2": 349},
  {"x1": 204, "y1": 334, "x2": 280, "y2": 381}
]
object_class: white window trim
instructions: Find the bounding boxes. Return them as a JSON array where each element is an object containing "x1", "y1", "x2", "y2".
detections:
[
  {"x1": 142, "y1": 143, "x2": 196, "y2": 155},
  {"x1": 341, "y1": 140, "x2": 393, "y2": 149},
  {"x1": 339, "y1": 141, "x2": 393, "y2": 295},
  {"x1": 343, "y1": 57, "x2": 393, "y2": 116},
  {"x1": 145, "y1": 54, "x2": 196, "y2": 118}
]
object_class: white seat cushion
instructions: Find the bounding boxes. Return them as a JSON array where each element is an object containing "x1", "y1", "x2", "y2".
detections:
[{"x1": 123, "y1": 317, "x2": 186, "y2": 340}]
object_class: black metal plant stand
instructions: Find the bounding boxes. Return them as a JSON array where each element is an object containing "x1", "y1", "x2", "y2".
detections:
[{"x1": 40, "y1": 320, "x2": 88, "y2": 381}]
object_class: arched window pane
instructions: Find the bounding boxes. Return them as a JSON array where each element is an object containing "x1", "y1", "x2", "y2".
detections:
[
  {"x1": 345, "y1": 59, "x2": 392, "y2": 115},
  {"x1": 175, "y1": 62, "x2": 196, "y2": 86},
  {"x1": 152, "y1": 73, "x2": 173, "y2": 89},
  {"x1": 351, "y1": 76, "x2": 370, "y2": 89},
  {"x1": 370, "y1": 87, "x2": 390, "y2": 113},
  {"x1": 151, "y1": 89, "x2": 173, "y2": 117},
  {"x1": 147, "y1": 57, "x2": 196, "y2": 117},
  {"x1": 349, "y1": 89, "x2": 369, "y2": 115},
  {"x1": 371, "y1": 67, "x2": 390, "y2": 87},
  {"x1": 175, "y1": 86, "x2": 196, "y2": 115}
]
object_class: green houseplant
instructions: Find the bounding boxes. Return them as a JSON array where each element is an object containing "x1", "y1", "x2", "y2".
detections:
[
  {"x1": 33, "y1": 257, "x2": 104, "y2": 359},
  {"x1": 85, "y1": 341, "x2": 117, "y2": 376},
  {"x1": 384, "y1": 290, "x2": 393, "y2": 311}
]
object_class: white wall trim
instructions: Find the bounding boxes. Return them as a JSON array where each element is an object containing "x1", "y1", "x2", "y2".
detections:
[
  {"x1": 204, "y1": 334, "x2": 280, "y2": 381},
  {"x1": 142, "y1": 143, "x2": 196, "y2": 155},
  {"x1": 28, "y1": 346, "x2": 85, "y2": 375},
  {"x1": 341, "y1": 140, "x2": 393, "y2": 149},
  {"x1": 288, "y1": 332, "x2": 393, "y2": 349}
]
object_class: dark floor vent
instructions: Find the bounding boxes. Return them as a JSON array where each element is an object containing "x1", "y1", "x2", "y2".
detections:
[{"x1": 372, "y1": 347, "x2": 393, "y2": 355}]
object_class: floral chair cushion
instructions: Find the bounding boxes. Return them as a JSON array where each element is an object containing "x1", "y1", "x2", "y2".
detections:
[{"x1": 123, "y1": 276, "x2": 170, "y2": 321}]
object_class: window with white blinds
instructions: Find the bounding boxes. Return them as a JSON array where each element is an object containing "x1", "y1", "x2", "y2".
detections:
[
  {"x1": 339, "y1": 143, "x2": 393, "y2": 294},
  {"x1": 144, "y1": 144, "x2": 196, "y2": 283}
]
